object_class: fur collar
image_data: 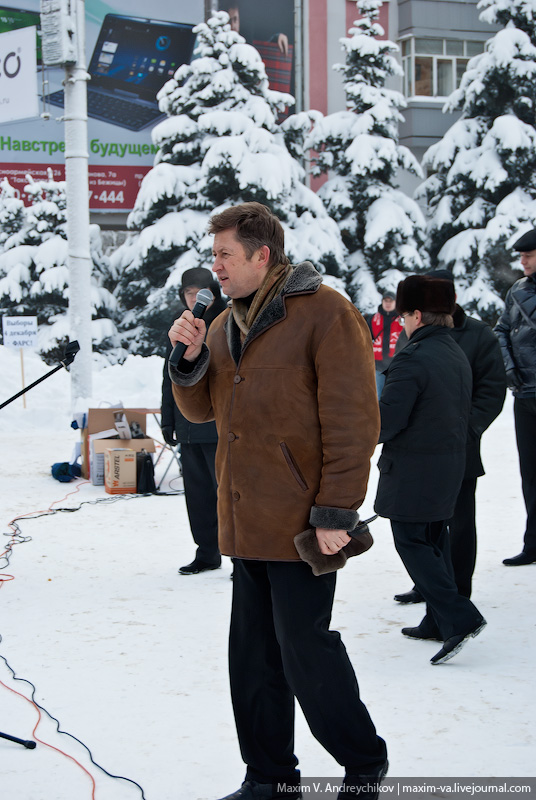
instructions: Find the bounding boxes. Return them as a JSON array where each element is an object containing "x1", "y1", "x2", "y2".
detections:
[{"x1": 225, "y1": 261, "x2": 322, "y2": 365}]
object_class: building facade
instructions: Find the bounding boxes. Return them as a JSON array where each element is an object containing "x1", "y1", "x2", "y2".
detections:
[{"x1": 305, "y1": 0, "x2": 497, "y2": 155}]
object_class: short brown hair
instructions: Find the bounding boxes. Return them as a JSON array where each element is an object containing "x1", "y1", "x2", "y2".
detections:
[{"x1": 208, "y1": 202, "x2": 289, "y2": 268}]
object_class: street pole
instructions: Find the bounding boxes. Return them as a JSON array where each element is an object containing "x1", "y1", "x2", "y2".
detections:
[
  {"x1": 63, "y1": 0, "x2": 92, "y2": 406},
  {"x1": 204, "y1": 0, "x2": 218, "y2": 20}
]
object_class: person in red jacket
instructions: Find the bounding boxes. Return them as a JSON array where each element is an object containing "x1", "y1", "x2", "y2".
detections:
[{"x1": 365, "y1": 293, "x2": 405, "y2": 396}]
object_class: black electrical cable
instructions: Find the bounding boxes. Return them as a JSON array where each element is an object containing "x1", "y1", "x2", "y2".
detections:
[
  {"x1": 0, "y1": 488, "x2": 185, "y2": 797},
  {"x1": 0, "y1": 639, "x2": 148, "y2": 799},
  {"x1": 1, "y1": 490, "x2": 184, "y2": 570}
]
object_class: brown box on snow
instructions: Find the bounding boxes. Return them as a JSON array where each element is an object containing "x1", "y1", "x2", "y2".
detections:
[
  {"x1": 81, "y1": 408, "x2": 153, "y2": 480},
  {"x1": 104, "y1": 448, "x2": 137, "y2": 494}
]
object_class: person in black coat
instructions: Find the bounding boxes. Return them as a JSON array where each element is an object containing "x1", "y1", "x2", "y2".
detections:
[
  {"x1": 161, "y1": 267, "x2": 228, "y2": 575},
  {"x1": 494, "y1": 227, "x2": 536, "y2": 566},
  {"x1": 374, "y1": 275, "x2": 486, "y2": 665},
  {"x1": 394, "y1": 270, "x2": 506, "y2": 601}
]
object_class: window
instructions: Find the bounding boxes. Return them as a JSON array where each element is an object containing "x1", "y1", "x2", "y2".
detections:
[{"x1": 400, "y1": 38, "x2": 485, "y2": 98}]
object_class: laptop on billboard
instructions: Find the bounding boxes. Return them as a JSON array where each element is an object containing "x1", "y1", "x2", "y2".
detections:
[{"x1": 46, "y1": 13, "x2": 196, "y2": 131}]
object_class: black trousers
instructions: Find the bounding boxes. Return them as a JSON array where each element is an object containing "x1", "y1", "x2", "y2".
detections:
[
  {"x1": 229, "y1": 559, "x2": 387, "y2": 783},
  {"x1": 391, "y1": 520, "x2": 482, "y2": 641},
  {"x1": 514, "y1": 397, "x2": 536, "y2": 556},
  {"x1": 449, "y1": 477, "x2": 478, "y2": 598},
  {"x1": 180, "y1": 442, "x2": 220, "y2": 565}
]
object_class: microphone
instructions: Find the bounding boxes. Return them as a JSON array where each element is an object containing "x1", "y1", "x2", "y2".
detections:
[
  {"x1": 169, "y1": 288, "x2": 214, "y2": 367},
  {"x1": 0, "y1": 731, "x2": 36, "y2": 748}
]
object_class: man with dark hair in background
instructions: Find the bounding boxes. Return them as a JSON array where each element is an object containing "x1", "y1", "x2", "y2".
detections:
[
  {"x1": 161, "y1": 267, "x2": 228, "y2": 575},
  {"x1": 168, "y1": 201, "x2": 387, "y2": 800}
]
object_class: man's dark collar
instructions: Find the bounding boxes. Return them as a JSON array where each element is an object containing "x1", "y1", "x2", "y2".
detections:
[{"x1": 409, "y1": 324, "x2": 449, "y2": 341}]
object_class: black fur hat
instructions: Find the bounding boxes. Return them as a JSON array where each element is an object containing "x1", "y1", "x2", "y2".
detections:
[
  {"x1": 179, "y1": 267, "x2": 220, "y2": 306},
  {"x1": 396, "y1": 275, "x2": 455, "y2": 315},
  {"x1": 428, "y1": 268, "x2": 454, "y2": 283}
]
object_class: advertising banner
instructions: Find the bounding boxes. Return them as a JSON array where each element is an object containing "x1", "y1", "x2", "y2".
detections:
[
  {"x1": 0, "y1": 25, "x2": 38, "y2": 123},
  {"x1": 217, "y1": 1, "x2": 295, "y2": 99},
  {"x1": 0, "y1": 0, "x2": 203, "y2": 212},
  {"x1": 0, "y1": 1, "x2": 297, "y2": 213}
]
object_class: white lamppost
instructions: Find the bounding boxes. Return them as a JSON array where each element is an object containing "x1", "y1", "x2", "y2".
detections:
[{"x1": 40, "y1": 0, "x2": 92, "y2": 406}]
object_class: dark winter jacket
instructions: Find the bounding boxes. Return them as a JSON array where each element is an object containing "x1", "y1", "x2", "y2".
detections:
[
  {"x1": 494, "y1": 273, "x2": 536, "y2": 398},
  {"x1": 169, "y1": 262, "x2": 379, "y2": 561},
  {"x1": 161, "y1": 294, "x2": 229, "y2": 444},
  {"x1": 374, "y1": 325, "x2": 472, "y2": 523},
  {"x1": 449, "y1": 306, "x2": 506, "y2": 477},
  {"x1": 365, "y1": 307, "x2": 404, "y2": 372},
  {"x1": 395, "y1": 305, "x2": 506, "y2": 478}
]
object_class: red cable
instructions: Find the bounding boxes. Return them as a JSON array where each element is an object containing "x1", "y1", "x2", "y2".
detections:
[
  {"x1": 0, "y1": 678, "x2": 97, "y2": 799},
  {"x1": 0, "y1": 480, "x2": 91, "y2": 587},
  {"x1": 0, "y1": 480, "x2": 101, "y2": 796},
  {"x1": 8, "y1": 478, "x2": 91, "y2": 529}
]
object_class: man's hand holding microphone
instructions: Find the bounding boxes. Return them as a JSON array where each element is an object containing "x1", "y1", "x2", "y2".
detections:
[{"x1": 168, "y1": 288, "x2": 214, "y2": 366}]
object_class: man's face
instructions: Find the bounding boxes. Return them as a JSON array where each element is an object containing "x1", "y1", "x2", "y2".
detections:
[
  {"x1": 402, "y1": 311, "x2": 419, "y2": 338},
  {"x1": 212, "y1": 228, "x2": 268, "y2": 299},
  {"x1": 382, "y1": 297, "x2": 396, "y2": 312},
  {"x1": 183, "y1": 286, "x2": 202, "y2": 312},
  {"x1": 519, "y1": 249, "x2": 536, "y2": 276},
  {"x1": 227, "y1": 6, "x2": 240, "y2": 31}
]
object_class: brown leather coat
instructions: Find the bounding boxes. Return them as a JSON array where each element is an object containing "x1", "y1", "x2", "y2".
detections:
[{"x1": 170, "y1": 262, "x2": 379, "y2": 561}]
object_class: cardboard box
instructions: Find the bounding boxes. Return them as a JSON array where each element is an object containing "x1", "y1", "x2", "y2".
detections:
[
  {"x1": 89, "y1": 437, "x2": 108, "y2": 485},
  {"x1": 90, "y1": 437, "x2": 155, "y2": 485},
  {"x1": 104, "y1": 448, "x2": 137, "y2": 494},
  {"x1": 81, "y1": 408, "x2": 151, "y2": 479},
  {"x1": 88, "y1": 428, "x2": 120, "y2": 485}
]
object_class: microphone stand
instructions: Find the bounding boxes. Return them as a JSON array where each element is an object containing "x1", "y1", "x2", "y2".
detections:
[{"x1": 0, "y1": 341, "x2": 80, "y2": 411}]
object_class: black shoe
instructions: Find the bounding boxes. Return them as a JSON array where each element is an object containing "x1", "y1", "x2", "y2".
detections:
[
  {"x1": 430, "y1": 618, "x2": 487, "y2": 665},
  {"x1": 502, "y1": 552, "x2": 536, "y2": 566},
  {"x1": 178, "y1": 559, "x2": 221, "y2": 575},
  {"x1": 217, "y1": 780, "x2": 301, "y2": 799},
  {"x1": 401, "y1": 626, "x2": 441, "y2": 641},
  {"x1": 393, "y1": 588, "x2": 424, "y2": 604},
  {"x1": 338, "y1": 761, "x2": 389, "y2": 800}
]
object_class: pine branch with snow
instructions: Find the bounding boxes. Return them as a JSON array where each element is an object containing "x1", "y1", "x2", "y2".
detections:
[
  {"x1": 114, "y1": 11, "x2": 348, "y2": 356},
  {"x1": 307, "y1": 0, "x2": 428, "y2": 312},
  {"x1": 417, "y1": 0, "x2": 536, "y2": 321},
  {"x1": 0, "y1": 179, "x2": 26, "y2": 250},
  {"x1": 0, "y1": 171, "x2": 122, "y2": 363}
]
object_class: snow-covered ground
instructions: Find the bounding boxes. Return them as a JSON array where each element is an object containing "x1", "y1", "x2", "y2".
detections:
[{"x1": 0, "y1": 345, "x2": 534, "y2": 799}]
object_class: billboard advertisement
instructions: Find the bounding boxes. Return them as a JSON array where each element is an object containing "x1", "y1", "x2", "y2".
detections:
[
  {"x1": 0, "y1": 0, "x2": 297, "y2": 213},
  {"x1": 0, "y1": 0, "x2": 203, "y2": 212},
  {"x1": 217, "y1": 0, "x2": 295, "y2": 100},
  {"x1": 0, "y1": 25, "x2": 38, "y2": 123}
]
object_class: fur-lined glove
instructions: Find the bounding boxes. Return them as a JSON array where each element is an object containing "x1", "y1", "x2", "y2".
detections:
[{"x1": 294, "y1": 516, "x2": 375, "y2": 576}]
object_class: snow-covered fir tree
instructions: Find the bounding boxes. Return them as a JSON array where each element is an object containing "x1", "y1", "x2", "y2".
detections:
[
  {"x1": 113, "y1": 11, "x2": 348, "y2": 356},
  {"x1": 0, "y1": 170, "x2": 121, "y2": 364},
  {"x1": 0, "y1": 179, "x2": 25, "y2": 249},
  {"x1": 417, "y1": 0, "x2": 536, "y2": 322},
  {"x1": 306, "y1": 0, "x2": 428, "y2": 312}
]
